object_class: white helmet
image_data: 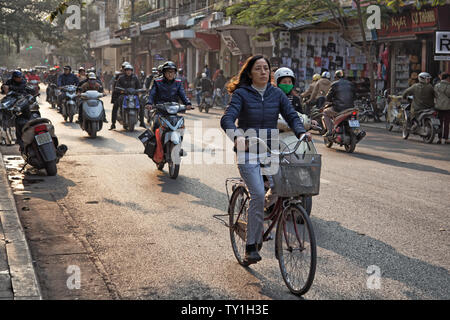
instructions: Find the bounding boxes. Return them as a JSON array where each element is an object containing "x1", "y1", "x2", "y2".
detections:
[
  {"x1": 274, "y1": 67, "x2": 296, "y2": 85},
  {"x1": 418, "y1": 72, "x2": 431, "y2": 83},
  {"x1": 123, "y1": 64, "x2": 133, "y2": 71},
  {"x1": 321, "y1": 71, "x2": 331, "y2": 79},
  {"x1": 88, "y1": 72, "x2": 96, "y2": 80}
]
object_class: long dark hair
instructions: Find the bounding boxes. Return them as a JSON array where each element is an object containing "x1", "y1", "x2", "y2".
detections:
[{"x1": 226, "y1": 55, "x2": 271, "y2": 93}]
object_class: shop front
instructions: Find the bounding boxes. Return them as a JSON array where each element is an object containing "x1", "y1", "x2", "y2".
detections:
[{"x1": 378, "y1": 5, "x2": 440, "y2": 92}]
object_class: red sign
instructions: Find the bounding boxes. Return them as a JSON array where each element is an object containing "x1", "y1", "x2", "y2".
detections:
[{"x1": 378, "y1": 7, "x2": 437, "y2": 38}]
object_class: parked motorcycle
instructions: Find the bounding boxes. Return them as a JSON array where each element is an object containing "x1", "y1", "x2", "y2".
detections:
[
  {"x1": 6, "y1": 90, "x2": 67, "y2": 175},
  {"x1": 401, "y1": 96, "x2": 440, "y2": 144},
  {"x1": 356, "y1": 94, "x2": 383, "y2": 123},
  {"x1": 60, "y1": 85, "x2": 78, "y2": 122},
  {"x1": 79, "y1": 90, "x2": 106, "y2": 138},
  {"x1": 0, "y1": 91, "x2": 18, "y2": 145},
  {"x1": 323, "y1": 108, "x2": 366, "y2": 153},
  {"x1": 115, "y1": 86, "x2": 146, "y2": 132},
  {"x1": 139, "y1": 102, "x2": 187, "y2": 179}
]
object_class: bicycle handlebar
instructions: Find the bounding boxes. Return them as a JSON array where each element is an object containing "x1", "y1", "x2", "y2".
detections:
[{"x1": 245, "y1": 134, "x2": 308, "y2": 157}]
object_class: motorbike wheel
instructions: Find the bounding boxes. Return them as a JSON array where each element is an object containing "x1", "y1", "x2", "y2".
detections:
[
  {"x1": 88, "y1": 123, "x2": 97, "y2": 138},
  {"x1": 45, "y1": 160, "x2": 57, "y2": 176},
  {"x1": 128, "y1": 122, "x2": 135, "y2": 132},
  {"x1": 199, "y1": 104, "x2": 203, "y2": 112},
  {"x1": 323, "y1": 137, "x2": 333, "y2": 148},
  {"x1": 157, "y1": 162, "x2": 165, "y2": 171},
  {"x1": 69, "y1": 114, "x2": 74, "y2": 123},
  {"x1": 344, "y1": 132, "x2": 357, "y2": 153},
  {"x1": 205, "y1": 106, "x2": 210, "y2": 113},
  {"x1": 359, "y1": 114, "x2": 368, "y2": 123},
  {"x1": 168, "y1": 143, "x2": 180, "y2": 179},
  {"x1": 422, "y1": 119, "x2": 435, "y2": 144}
]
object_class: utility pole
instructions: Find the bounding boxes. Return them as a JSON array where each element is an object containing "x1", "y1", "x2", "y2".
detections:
[{"x1": 130, "y1": 0, "x2": 136, "y2": 69}]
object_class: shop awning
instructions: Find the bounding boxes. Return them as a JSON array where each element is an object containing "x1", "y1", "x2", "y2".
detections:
[
  {"x1": 196, "y1": 32, "x2": 220, "y2": 51},
  {"x1": 186, "y1": 15, "x2": 205, "y2": 27}
]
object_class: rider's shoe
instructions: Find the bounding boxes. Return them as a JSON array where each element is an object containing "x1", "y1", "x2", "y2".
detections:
[
  {"x1": 244, "y1": 244, "x2": 262, "y2": 265},
  {"x1": 140, "y1": 122, "x2": 146, "y2": 128},
  {"x1": 322, "y1": 131, "x2": 332, "y2": 137},
  {"x1": 109, "y1": 124, "x2": 116, "y2": 130}
]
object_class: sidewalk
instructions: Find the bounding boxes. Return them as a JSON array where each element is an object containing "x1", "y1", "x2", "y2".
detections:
[{"x1": 0, "y1": 150, "x2": 41, "y2": 300}]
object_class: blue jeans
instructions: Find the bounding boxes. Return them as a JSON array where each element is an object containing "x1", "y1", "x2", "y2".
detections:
[{"x1": 238, "y1": 162, "x2": 265, "y2": 246}]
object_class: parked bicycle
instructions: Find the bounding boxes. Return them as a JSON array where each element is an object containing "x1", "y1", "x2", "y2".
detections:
[{"x1": 225, "y1": 134, "x2": 320, "y2": 296}]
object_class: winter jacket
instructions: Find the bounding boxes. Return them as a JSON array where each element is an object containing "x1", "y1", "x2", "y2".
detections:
[
  {"x1": 220, "y1": 84, "x2": 306, "y2": 139},
  {"x1": 3, "y1": 78, "x2": 28, "y2": 94},
  {"x1": 402, "y1": 82, "x2": 435, "y2": 113},
  {"x1": 326, "y1": 79, "x2": 357, "y2": 112},
  {"x1": 57, "y1": 73, "x2": 79, "y2": 87},
  {"x1": 310, "y1": 78, "x2": 332, "y2": 102},
  {"x1": 115, "y1": 74, "x2": 141, "y2": 91},
  {"x1": 434, "y1": 80, "x2": 450, "y2": 111},
  {"x1": 147, "y1": 77, "x2": 191, "y2": 105}
]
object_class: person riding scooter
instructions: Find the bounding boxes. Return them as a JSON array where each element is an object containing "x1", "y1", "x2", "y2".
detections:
[
  {"x1": 77, "y1": 72, "x2": 107, "y2": 124},
  {"x1": 57, "y1": 66, "x2": 79, "y2": 113},
  {"x1": 145, "y1": 61, "x2": 193, "y2": 132},
  {"x1": 402, "y1": 72, "x2": 435, "y2": 131},
  {"x1": 110, "y1": 64, "x2": 142, "y2": 130},
  {"x1": 322, "y1": 70, "x2": 357, "y2": 136}
]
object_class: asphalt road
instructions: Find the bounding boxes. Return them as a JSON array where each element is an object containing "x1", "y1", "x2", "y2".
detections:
[{"x1": 1, "y1": 86, "x2": 449, "y2": 300}]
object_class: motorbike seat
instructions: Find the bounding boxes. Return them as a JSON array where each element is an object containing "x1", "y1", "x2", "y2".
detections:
[{"x1": 22, "y1": 118, "x2": 51, "y2": 133}]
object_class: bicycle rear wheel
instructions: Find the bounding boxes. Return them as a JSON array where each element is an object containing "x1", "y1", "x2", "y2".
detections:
[
  {"x1": 229, "y1": 186, "x2": 250, "y2": 267},
  {"x1": 276, "y1": 203, "x2": 316, "y2": 296}
]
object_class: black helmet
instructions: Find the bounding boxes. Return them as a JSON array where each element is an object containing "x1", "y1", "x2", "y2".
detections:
[
  {"x1": 12, "y1": 70, "x2": 23, "y2": 78},
  {"x1": 162, "y1": 61, "x2": 177, "y2": 72}
]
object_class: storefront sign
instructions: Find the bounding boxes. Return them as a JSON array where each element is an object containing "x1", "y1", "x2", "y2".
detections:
[
  {"x1": 436, "y1": 31, "x2": 450, "y2": 54},
  {"x1": 434, "y1": 55, "x2": 450, "y2": 61},
  {"x1": 378, "y1": 7, "x2": 437, "y2": 38}
]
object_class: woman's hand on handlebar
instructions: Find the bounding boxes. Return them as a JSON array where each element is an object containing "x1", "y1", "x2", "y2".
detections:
[{"x1": 145, "y1": 104, "x2": 153, "y2": 110}]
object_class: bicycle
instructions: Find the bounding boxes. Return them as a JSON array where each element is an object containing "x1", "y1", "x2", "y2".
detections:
[{"x1": 225, "y1": 135, "x2": 320, "y2": 296}]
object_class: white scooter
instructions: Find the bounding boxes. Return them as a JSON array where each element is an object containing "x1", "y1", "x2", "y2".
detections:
[{"x1": 79, "y1": 90, "x2": 106, "y2": 138}]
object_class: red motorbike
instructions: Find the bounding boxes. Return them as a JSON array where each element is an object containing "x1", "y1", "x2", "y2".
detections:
[{"x1": 322, "y1": 108, "x2": 366, "y2": 153}]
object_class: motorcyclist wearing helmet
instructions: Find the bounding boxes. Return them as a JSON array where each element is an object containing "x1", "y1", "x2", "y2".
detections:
[
  {"x1": 57, "y1": 66, "x2": 79, "y2": 112},
  {"x1": 2, "y1": 70, "x2": 28, "y2": 95},
  {"x1": 111, "y1": 61, "x2": 130, "y2": 106},
  {"x1": 178, "y1": 68, "x2": 188, "y2": 92},
  {"x1": 110, "y1": 64, "x2": 142, "y2": 130},
  {"x1": 274, "y1": 67, "x2": 303, "y2": 113},
  {"x1": 77, "y1": 72, "x2": 106, "y2": 124},
  {"x1": 402, "y1": 72, "x2": 435, "y2": 130},
  {"x1": 309, "y1": 71, "x2": 332, "y2": 109},
  {"x1": 78, "y1": 67, "x2": 87, "y2": 82},
  {"x1": 301, "y1": 73, "x2": 321, "y2": 101},
  {"x1": 145, "y1": 61, "x2": 192, "y2": 132},
  {"x1": 323, "y1": 70, "x2": 357, "y2": 136}
]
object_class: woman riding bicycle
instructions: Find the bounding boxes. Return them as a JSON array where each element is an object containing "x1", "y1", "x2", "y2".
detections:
[{"x1": 220, "y1": 55, "x2": 311, "y2": 265}]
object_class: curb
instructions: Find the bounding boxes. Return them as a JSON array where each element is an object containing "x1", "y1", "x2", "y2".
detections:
[{"x1": 0, "y1": 151, "x2": 42, "y2": 300}]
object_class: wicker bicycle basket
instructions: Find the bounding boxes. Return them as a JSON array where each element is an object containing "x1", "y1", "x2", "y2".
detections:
[{"x1": 271, "y1": 152, "x2": 322, "y2": 197}]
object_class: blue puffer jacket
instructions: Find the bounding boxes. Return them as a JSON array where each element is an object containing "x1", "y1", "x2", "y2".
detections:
[
  {"x1": 220, "y1": 84, "x2": 306, "y2": 139},
  {"x1": 147, "y1": 78, "x2": 191, "y2": 105}
]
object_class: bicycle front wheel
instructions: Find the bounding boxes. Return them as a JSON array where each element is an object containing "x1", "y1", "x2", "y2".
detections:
[
  {"x1": 276, "y1": 203, "x2": 316, "y2": 296},
  {"x1": 229, "y1": 186, "x2": 250, "y2": 267}
]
